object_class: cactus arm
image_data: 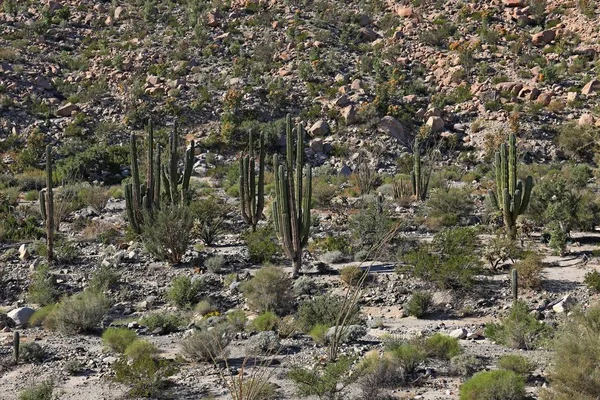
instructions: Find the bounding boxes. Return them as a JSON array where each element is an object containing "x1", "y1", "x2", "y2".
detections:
[
  {"x1": 511, "y1": 269, "x2": 518, "y2": 303},
  {"x1": 45, "y1": 145, "x2": 54, "y2": 262},
  {"x1": 240, "y1": 156, "x2": 250, "y2": 224},
  {"x1": 488, "y1": 189, "x2": 499, "y2": 210},
  {"x1": 182, "y1": 140, "x2": 194, "y2": 202},
  {"x1": 519, "y1": 176, "x2": 533, "y2": 214},
  {"x1": 13, "y1": 331, "x2": 19, "y2": 364},
  {"x1": 146, "y1": 119, "x2": 154, "y2": 210},
  {"x1": 509, "y1": 134, "x2": 517, "y2": 195},
  {"x1": 301, "y1": 165, "x2": 312, "y2": 246},
  {"x1": 130, "y1": 134, "x2": 141, "y2": 212},
  {"x1": 39, "y1": 190, "x2": 46, "y2": 221},
  {"x1": 512, "y1": 189, "x2": 522, "y2": 221},
  {"x1": 256, "y1": 131, "x2": 265, "y2": 224},
  {"x1": 153, "y1": 145, "x2": 161, "y2": 209}
]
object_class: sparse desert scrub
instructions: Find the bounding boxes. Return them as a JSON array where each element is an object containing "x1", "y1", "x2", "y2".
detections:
[
  {"x1": 460, "y1": 370, "x2": 526, "y2": 400},
  {"x1": 50, "y1": 290, "x2": 111, "y2": 334},
  {"x1": 142, "y1": 204, "x2": 193, "y2": 263},
  {"x1": 241, "y1": 266, "x2": 294, "y2": 316}
]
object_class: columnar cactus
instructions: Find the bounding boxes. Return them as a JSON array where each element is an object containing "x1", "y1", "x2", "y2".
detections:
[
  {"x1": 488, "y1": 134, "x2": 533, "y2": 240},
  {"x1": 356, "y1": 153, "x2": 372, "y2": 195},
  {"x1": 272, "y1": 114, "x2": 312, "y2": 277},
  {"x1": 239, "y1": 130, "x2": 265, "y2": 232},
  {"x1": 511, "y1": 268, "x2": 518, "y2": 303},
  {"x1": 13, "y1": 331, "x2": 19, "y2": 365},
  {"x1": 163, "y1": 122, "x2": 194, "y2": 205},
  {"x1": 410, "y1": 137, "x2": 430, "y2": 201},
  {"x1": 42, "y1": 145, "x2": 54, "y2": 262}
]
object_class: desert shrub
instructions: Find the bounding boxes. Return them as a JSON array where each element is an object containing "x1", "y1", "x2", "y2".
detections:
[
  {"x1": 243, "y1": 227, "x2": 278, "y2": 263},
  {"x1": 20, "y1": 342, "x2": 46, "y2": 363},
  {"x1": 88, "y1": 265, "x2": 120, "y2": 292},
  {"x1": 64, "y1": 360, "x2": 84, "y2": 375},
  {"x1": 102, "y1": 327, "x2": 138, "y2": 353},
  {"x1": 191, "y1": 196, "x2": 226, "y2": 246},
  {"x1": 309, "y1": 323, "x2": 329, "y2": 345},
  {"x1": 180, "y1": 324, "x2": 232, "y2": 362},
  {"x1": 167, "y1": 275, "x2": 204, "y2": 309},
  {"x1": 250, "y1": 311, "x2": 279, "y2": 332},
  {"x1": 204, "y1": 255, "x2": 225, "y2": 273},
  {"x1": 483, "y1": 235, "x2": 523, "y2": 270},
  {"x1": 424, "y1": 334, "x2": 461, "y2": 360},
  {"x1": 312, "y1": 178, "x2": 339, "y2": 207},
  {"x1": 195, "y1": 299, "x2": 217, "y2": 316},
  {"x1": 540, "y1": 304, "x2": 600, "y2": 399},
  {"x1": 289, "y1": 356, "x2": 359, "y2": 400},
  {"x1": 52, "y1": 290, "x2": 111, "y2": 334},
  {"x1": 399, "y1": 227, "x2": 482, "y2": 289},
  {"x1": 293, "y1": 275, "x2": 317, "y2": 296},
  {"x1": 29, "y1": 304, "x2": 57, "y2": 328},
  {"x1": 584, "y1": 270, "x2": 600, "y2": 292},
  {"x1": 340, "y1": 265, "x2": 367, "y2": 286},
  {"x1": 485, "y1": 300, "x2": 552, "y2": 350},
  {"x1": 18, "y1": 380, "x2": 54, "y2": 400},
  {"x1": 28, "y1": 264, "x2": 58, "y2": 306},
  {"x1": 226, "y1": 309, "x2": 247, "y2": 331},
  {"x1": 389, "y1": 342, "x2": 427, "y2": 374},
  {"x1": 460, "y1": 370, "x2": 526, "y2": 400},
  {"x1": 77, "y1": 184, "x2": 111, "y2": 212},
  {"x1": 358, "y1": 351, "x2": 404, "y2": 398},
  {"x1": 557, "y1": 123, "x2": 599, "y2": 162},
  {"x1": 142, "y1": 204, "x2": 193, "y2": 263},
  {"x1": 297, "y1": 294, "x2": 361, "y2": 333},
  {"x1": 246, "y1": 331, "x2": 281, "y2": 355},
  {"x1": 349, "y1": 201, "x2": 393, "y2": 250},
  {"x1": 451, "y1": 354, "x2": 483, "y2": 377},
  {"x1": 406, "y1": 291, "x2": 434, "y2": 318},
  {"x1": 320, "y1": 250, "x2": 344, "y2": 264},
  {"x1": 139, "y1": 311, "x2": 183, "y2": 334},
  {"x1": 497, "y1": 354, "x2": 535, "y2": 376},
  {"x1": 313, "y1": 236, "x2": 351, "y2": 254},
  {"x1": 514, "y1": 252, "x2": 545, "y2": 289},
  {"x1": 425, "y1": 187, "x2": 474, "y2": 227},
  {"x1": 241, "y1": 266, "x2": 294, "y2": 315},
  {"x1": 114, "y1": 340, "x2": 176, "y2": 398}
]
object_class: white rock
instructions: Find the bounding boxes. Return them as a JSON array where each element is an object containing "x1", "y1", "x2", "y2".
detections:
[
  {"x1": 8, "y1": 307, "x2": 35, "y2": 326},
  {"x1": 449, "y1": 328, "x2": 467, "y2": 339},
  {"x1": 553, "y1": 294, "x2": 577, "y2": 313}
]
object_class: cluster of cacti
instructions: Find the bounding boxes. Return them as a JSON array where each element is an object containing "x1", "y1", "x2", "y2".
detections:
[
  {"x1": 273, "y1": 114, "x2": 312, "y2": 277},
  {"x1": 39, "y1": 145, "x2": 54, "y2": 262},
  {"x1": 393, "y1": 178, "x2": 411, "y2": 200},
  {"x1": 488, "y1": 134, "x2": 533, "y2": 240},
  {"x1": 125, "y1": 120, "x2": 195, "y2": 234},
  {"x1": 13, "y1": 331, "x2": 19, "y2": 365},
  {"x1": 162, "y1": 122, "x2": 194, "y2": 205},
  {"x1": 239, "y1": 130, "x2": 265, "y2": 232},
  {"x1": 511, "y1": 269, "x2": 518, "y2": 303},
  {"x1": 410, "y1": 137, "x2": 430, "y2": 201}
]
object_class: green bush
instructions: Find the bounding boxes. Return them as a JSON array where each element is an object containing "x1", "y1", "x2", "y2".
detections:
[
  {"x1": 460, "y1": 370, "x2": 526, "y2": 400},
  {"x1": 167, "y1": 275, "x2": 204, "y2": 309},
  {"x1": 28, "y1": 264, "x2": 58, "y2": 306},
  {"x1": 399, "y1": 227, "x2": 482, "y2": 289},
  {"x1": 424, "y1": 334, "x2": 461, "y2": 360},
  {"x1": 297, "y1": 294, "x2": 361, "y2": 333},
  {"x1": 451, "y1": 354, "x2": 483, "y2": 377},
  {"x1": 180, "y1": 324, "x2": 232, "y2": 362},
  {"x1": 226, "y1": 309, "x2": 247, "y2": 331},
  {"x1": 389, "y1": 342, "x2": 427, "y2": 374},
  {"x1": 20, "y1": 342, "x2": 46, "y2": 363},
  {"x1": 18, "y1": 380, "x2": 55, "y2": 400},
  {"x1": 425, "y1": 187, "x2": 474, "y2": 227},
  {"x1": 514, "y1": 252, "x2": 545, "y2": 289},
  {"x1": 241, "y1": 266, "x2": 294, "y2": 315},
  {"x1": 485, "y1": 300, "x2": 552, "y2": 350},
  {"x1": 139, "y1": 311, "x2": 183, "y2": 334},
  {"x1": 113, "y1": 340, "x2": 176, "y2": 398},
  {"x1": 243, "y1": 227, "x2": 278, "y2": 263},
  {"x1": 309, "y1": 323, "x2": 329, "y2": 345},
  {"x1": 102, "y1": 328, "x2": 138, "y2": 353},
  {"x1": 541, "y1": 304, "x2": 600, "y2": 399},
  {"x1": 56, "y1": 144, "x2": 128, "y2": 184},
  {"x1": 497, "y1": 354, "x2": 535, "y2": 377},
  {"x1": 142, "y1": 205, "x2": 193, "y2": 263},
  {"x1": 349, "y1": 201, "x2": 393, "y2": 250},
  {"x1": 289, "y1": 356, "x2": 359, "y2": 400},
  {"x1": 88, "y1": 265, "x2": 120, "y2": 292},
  {"x1": 194, "y1": 299, "x2": 217, "y2": 316},
  {"x1": 340, "y1": 265, "x2": 367, "y2": 286},
  {"x1": 191, "y1": 196, "x2": 226, "y2": 246},
  {"x1": 29, "y1": 304, "x2": 57, "y2": 328},
  {"x1": 250, "y1": 311, "x2": 279, "y2": 332},
  {"x1": 357, "y1": 351, "x2": 404, "y2": 398},
  {"x1": 406, "y1": 291, "x2": 433, "y2": 318},
  {"x1": 52, "y1": 290, "x2": 111, "y2": 334},
  {"x1": 583, "y1": 270, "x2": 600, "y2": 292},
  {"x1": 557, "y1": 123, "x2": 599, "y2": 162},
  {"x1": 204, "y1": 255, "x2": 225, "y2": 273}
]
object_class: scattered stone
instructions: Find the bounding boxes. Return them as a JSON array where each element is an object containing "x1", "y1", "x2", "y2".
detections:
[
  {"x1": 532, "y1": 30, "x2": 556, "y2": 46},
  {"x1": 552, "y1": 294, "x2": 577, "y2": 313},
  {"x1": 449, "y1": 328, "x2": 467, "y2": 339},
  {"x1": 378, "y1": 116, "x2": 410, "y2": 144},
  {"x1": 426, "y1": 116, "x2": 445, "y2": 133},
  {"x1": 582, "y1": 79, "x2": 600, "y2": 95},
  {"x1": 57, "y1": 103, "x2": 79, "y2": 117},
  {"x1": 309, "y1": 120, "x2": 330, "y2": 137},
  {"x1": 8, "y1": 307, "x2": 36, "y2": 326},
  {"x1": 19, "y1": 243, "x2": 29, "y2": 260}
]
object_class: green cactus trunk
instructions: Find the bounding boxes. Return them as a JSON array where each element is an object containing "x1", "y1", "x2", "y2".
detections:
[
  {"x1": 488, "y1": 134, "x2": 533, "y2": 240},
  {"x1": 273, "y1": 114, "x2": 312, "y2": 277},
  {"x1": 240, "y1": 130, "x2": 265, "y2": 231},
  {"x1": 511, "y1": 268, "x2": 518, "y2": 303},
  {"x1": 410, "y1": 137, "x2": 430, "y2": 201},
  {"x1": 163, "y1": 123, "x2": 194, "y2": 205},
  {"x1": 44, "y1": 145, "x2": 54, "y2": 263}
]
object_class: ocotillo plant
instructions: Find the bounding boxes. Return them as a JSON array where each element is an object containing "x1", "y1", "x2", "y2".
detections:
[
  {"x1": 40, "y1": 145, "x2": 54, "y2": 262},
  {"x1": 163, "y1": 122, "x2": 194, "y2": 205},
  {"x1": 273, "y1": 114, "x2": 312, "y2": 277},
  {"x1": 488, "y1": 134, "x2": 533, "y2": 240},
  {"x1": 410, "y1": 137, "x2": 430, "y2": 201},
  {"x1": 13, "y1": 331, "x2": 19, "y2": 364},
  {"x1": 239, "y1": 130, "x2": 265, "y2": 232},
  {"x1": 511, "y1": 269, "x2": 518, "y2": 303}
]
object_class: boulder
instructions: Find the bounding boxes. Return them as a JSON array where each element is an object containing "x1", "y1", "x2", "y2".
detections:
[
  {"x1": 536, "y1": 92, "x2": 553, "y2": 105},
  {"x1": 378, "y1": 116, "x2": 409, "y2": 144},
  {"x1": 19, "y1": 243, "x2": 29, "y2": 260},
  {"x1": 397, "y1": 7, "x2": 413, "y2": 17},
  {"x1": 57, "y1": 103, "x2": 79, "y2": 117},
  {"x1": 342, "y1": 105, "x2": 358, "y2": 125},
  {"x1": 532, "y1": 30, "x2": 556, "y2": 46},
  {"x1": 309, "y1": 120, "x2": 330, "y2": 137},
  {"x1": 449, "y1": 328, "x2": 467, "y2": 339},
  {"x1": 8, "y1": 307, "x2": 36, "y2": 326},
  {"x1": 426, "y1": 116, "x2": 445, "y2": 133},
  {"x1": 503, "y1": 0, "x2": 524, "y2": 6},
  {"x1": 582, "y1": 79, "x2": 600, "y2": 95},
  {"x1": 579, "y1": 113, "x2": 595, "y2": 126},
  {"x1": 518, "y1": 86, "x2": 541, "y2": 101},
  {"x1": 552, "y1": 294, "x2": 577, "y2": 313},
  {"x1": 114, "y1": 6, "x2": 126, "y2": 20}
]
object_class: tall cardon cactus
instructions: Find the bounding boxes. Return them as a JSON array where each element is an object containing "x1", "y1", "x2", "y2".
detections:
[
  {"x1": 162, "y1": 122, "x2": 194, "y2": 205},
  {"x1": 488, "y1": 134, "x2": 533, "y2": 240},
  {"x1": 273, "y1": 114, "x2": 312, "y2": 277},
  {"x1": 40, "y1": 145, "x2": 54, "y2": 262},
  {"x1": 410, "y1": 137, "x2": 430, "y2": 201},
  {"x1": 240, "y1": 130, "x2": 265, "y2": 232}
]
